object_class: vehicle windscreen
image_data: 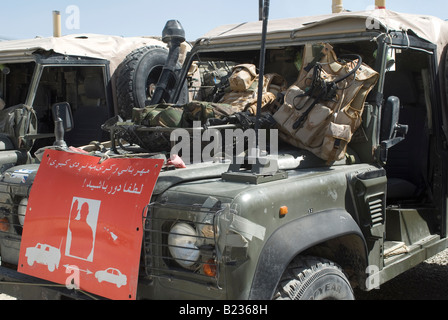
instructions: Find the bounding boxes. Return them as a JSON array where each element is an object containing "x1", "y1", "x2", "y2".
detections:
[
  {"x1": 0, "y1": 62, "x2": 35, "y2": 109},
  {"x1": 186, "y1": 41, "x2": 377, "y2": 104}
]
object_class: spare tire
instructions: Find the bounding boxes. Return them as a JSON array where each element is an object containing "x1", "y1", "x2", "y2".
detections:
[{"x1": 116, "y1": 45, "x2": 188, "y2": 119}]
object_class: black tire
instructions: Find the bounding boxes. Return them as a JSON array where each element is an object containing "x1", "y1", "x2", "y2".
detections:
[
  {"x1": 274, "y1": 256, "x2": 354, "y2": 300},
  {"x1": 115, "y1": 46, "x2": 187, "y2": 120}
]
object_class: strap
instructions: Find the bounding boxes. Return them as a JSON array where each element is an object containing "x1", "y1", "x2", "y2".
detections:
[
  {"x1": 292, "y1": 65, "x2": 338, "y2": 130},
  {"x1": 292, "y1": 98, "x2": 320, "y2": 130}
]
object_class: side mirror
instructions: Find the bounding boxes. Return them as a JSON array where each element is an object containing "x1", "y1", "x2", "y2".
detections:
[
  {"x1": 380, "y1": 96, "x2": 400, "y2": 141},
  {"x1": 379, "y1": 96, "x2": 408, "y2": 163},
  {"x1": 51, "y1": 102, "x2": 73, "y2": 132}
]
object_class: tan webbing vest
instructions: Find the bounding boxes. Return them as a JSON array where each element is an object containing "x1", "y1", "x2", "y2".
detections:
[
  {"x1": 219, "y1": 64, "x2": 287, "y2": 115},
  {"x1": 273, "y1": 44, "x2": 379, "y2": 162}
]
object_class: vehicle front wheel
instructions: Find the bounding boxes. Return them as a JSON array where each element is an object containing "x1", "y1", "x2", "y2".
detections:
[{"x1": 274, "y1": 256, "x2": 354, "y2": 300}]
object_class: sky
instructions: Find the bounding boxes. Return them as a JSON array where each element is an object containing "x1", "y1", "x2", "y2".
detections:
[{"x1": 0, "y1": 0, "x2": 447, "y2": 41}]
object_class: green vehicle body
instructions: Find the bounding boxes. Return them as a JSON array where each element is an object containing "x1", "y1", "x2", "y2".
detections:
[{"x1": 0, "y1": 9, "x2": 448, "y2": 300}]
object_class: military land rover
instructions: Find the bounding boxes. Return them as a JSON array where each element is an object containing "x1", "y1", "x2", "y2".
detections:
[
  {"x1": 0, "y1": 33, "x2": 188, "y2": 165},
  {"x1": 0, "y1": 5, "x2": 447, "y2": 301}
]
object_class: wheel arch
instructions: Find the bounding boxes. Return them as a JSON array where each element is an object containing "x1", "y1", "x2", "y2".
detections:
[{"x1": 248, "y1": 209, "x2": 368, "y2": 300}]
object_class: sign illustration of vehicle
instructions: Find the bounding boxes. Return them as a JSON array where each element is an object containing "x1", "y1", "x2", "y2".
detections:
[
  {"x1": 95, "y1": 268, "x2": 127, "y2": 288},
  {"x1": 25, "y1": 243, "x2": 61, "y2": 272}
]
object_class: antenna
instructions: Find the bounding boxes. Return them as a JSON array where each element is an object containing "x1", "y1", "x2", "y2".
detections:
[
  {"x1": 332, "y1": 0, "x2": 344, "y2": 13},
  {"x1": 375, "y1": 0, "x2": 386, "y2": 9},
  {"x1": 255, "y1": 0, "x2": 270, "y2": 140},
  {"x1": 53, "y1": 10, "x2": 61, "y2": 37}
]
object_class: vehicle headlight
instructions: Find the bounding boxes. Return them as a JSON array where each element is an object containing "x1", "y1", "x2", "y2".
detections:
[
  {"x1": 18, "y1": 198, "x2": 28, "y2": 226},
  {"x1": 168, "y1": 223, "x2": 200, "y2": 268}
]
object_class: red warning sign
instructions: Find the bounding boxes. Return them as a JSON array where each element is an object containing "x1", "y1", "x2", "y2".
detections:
[{"x1": 18, "y1": 149, "x2": 164, "y2": 300}]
